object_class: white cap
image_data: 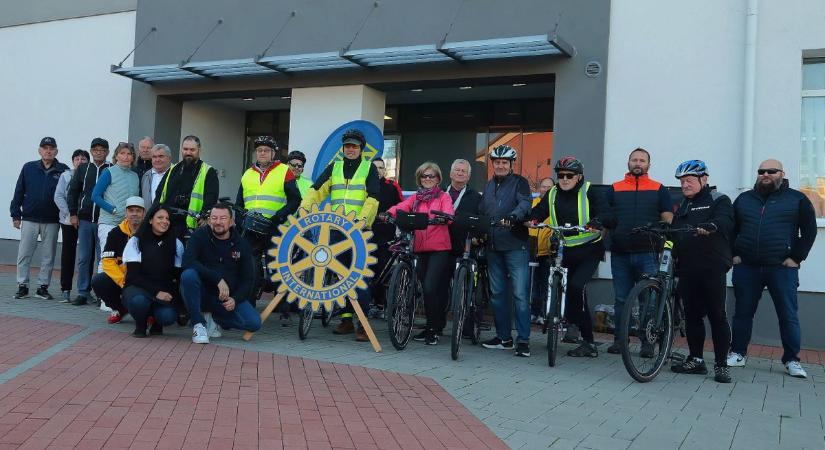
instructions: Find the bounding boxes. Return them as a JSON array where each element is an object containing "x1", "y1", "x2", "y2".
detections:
[{"x1": 125, "y1": 196, "x2": 145, "y2": 209}]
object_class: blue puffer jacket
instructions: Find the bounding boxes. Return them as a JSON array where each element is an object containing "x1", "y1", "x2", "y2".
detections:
[
  {"x1": 732, "y1": 180, "x2": 817, "y2": 266},
  {"x1": 10, "y1": 159, "x2": 69, "y2": 223},
  {"x1": 478, "y1": 173, "x2": 532, "y2": 251}
]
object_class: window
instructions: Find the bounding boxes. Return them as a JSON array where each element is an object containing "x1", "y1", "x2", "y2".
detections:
[
  {"x1": 801, "y1": 60, "x2": 825, "y2": 217},
  {"x1": 382, "y1": 135, "x2": 401, "y2": 181}
]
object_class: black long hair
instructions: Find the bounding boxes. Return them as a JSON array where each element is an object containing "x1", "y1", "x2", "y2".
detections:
[{"x1": 134, "y1": 205, "x2": 177, "y2": 261}]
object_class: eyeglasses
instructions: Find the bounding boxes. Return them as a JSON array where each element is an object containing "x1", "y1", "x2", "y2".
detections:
[
  {"x1": 289, "y1": 163, "x2": 304, "y2": 169},
  {"x1": 757, "y1": 168, "x2": 782, "y2": 175},
  {"x1": 420, "y1": 174, "x2": 438, "y2": 180},
  {"x1": 557, "y1": 173, "x2": 578, "y2": 180}
]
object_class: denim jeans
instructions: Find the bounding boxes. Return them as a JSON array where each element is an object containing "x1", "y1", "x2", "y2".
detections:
[
  {"x1": 610, "y1": 251, "x2": 658, "y2": 338},
  {"x1": 487, "y1": 248, "x2": 531, "y2": 344},
  {"x1": 123, "y1": 286, "x2": 177, "y2": 329},
  {"x1": 76, "y1": 220, "x2": 100, "y2": 296},
  {"x1": 731, "y1": 264, "x2": 801, "y2": 363},
  {"x1": 180, "y1": 268, "x2": 262, "y2": 332}
]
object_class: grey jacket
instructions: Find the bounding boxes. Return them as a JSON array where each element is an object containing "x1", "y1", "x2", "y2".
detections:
[
  {"x1": 479, "y1": 173, "x2": 532, "y2": 251},
  {"x1": 54, "y1": 169, "x2": 74, "y2": 226},
  {"x1": 141, "y1": 167, "x2": 168, "y2": 210}
]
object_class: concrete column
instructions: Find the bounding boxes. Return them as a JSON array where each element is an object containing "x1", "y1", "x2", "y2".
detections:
[{"x1": 288, "y1": 85, "x2": 386, "y2": 177}]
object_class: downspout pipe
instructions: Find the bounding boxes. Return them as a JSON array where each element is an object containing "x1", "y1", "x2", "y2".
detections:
[{"x1": 742, "y1": 0, "x2": 758, "y2": 190}]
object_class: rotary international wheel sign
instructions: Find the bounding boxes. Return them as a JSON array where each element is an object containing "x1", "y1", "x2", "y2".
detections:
[{"x1": 242, "y1": 203, "x2": 381, "y2": 352}]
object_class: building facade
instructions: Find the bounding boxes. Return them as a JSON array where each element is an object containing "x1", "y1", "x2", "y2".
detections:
[{"x1": 2, "y1": 0, "x2": 825, "y2": 347}]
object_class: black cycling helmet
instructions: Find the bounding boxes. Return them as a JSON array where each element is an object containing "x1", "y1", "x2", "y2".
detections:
[
  {"x1": 287, "y1": 150, "x2": 306, "y2": 164},
  {"x1": 554, "y1": 156, "x2": 583, "y2": 174},
  {"x1": 253, "y1": 136, "x2": 277, "y2": 150},
  {"x1": 341, "y1": 129, "x2": 366, "y2": 148},
  {"x1": 489, "y1": 144, "x2": 517, "y2": 161}
]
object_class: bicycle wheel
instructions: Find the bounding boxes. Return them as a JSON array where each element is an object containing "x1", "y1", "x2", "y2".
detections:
[
  {"x1": 450, "y1": 263, "x2": 472, "y2": 360},
  {"x1": 297, "y1": 306, "x2": 313, "y2": 340},
  {"x1": 469, "y1": 270, "x2": 487, "y2": 345},
  {"x1": 619, "y1": 278, "x2": 673, "y2": 383},
  {"x1": 386, "y1": 261, "x2": 416, "y2": 350},
  {"x1": 546, "y1": 272, "x2": 563, "y2": 367}
]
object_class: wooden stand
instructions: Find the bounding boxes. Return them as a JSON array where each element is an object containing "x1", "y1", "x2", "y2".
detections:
[{"x1": 243, "y1": 292, "x2": 382, "y2": 353}]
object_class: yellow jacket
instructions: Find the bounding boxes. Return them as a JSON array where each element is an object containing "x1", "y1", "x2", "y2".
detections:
[
  {"x1": 529, "y1": 197, "x2": 552, "y2": 257},
  {"x1": 101, "y1": 220, "x2": 135, "y2": 288}
]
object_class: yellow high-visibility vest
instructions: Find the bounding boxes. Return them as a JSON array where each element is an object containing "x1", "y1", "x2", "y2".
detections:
[
  {"x1": 547, "y1": 182, "x2": 601, "y2": 246},
  {"x1": 329, "y1": 159, "x2": 370, "y2": 214},
  {"x1": 241, "y1": 163, "x2": 288, "y2": 218},
  {"x1": 160, "y1": 161, "x2": 211, "y2": 229}
]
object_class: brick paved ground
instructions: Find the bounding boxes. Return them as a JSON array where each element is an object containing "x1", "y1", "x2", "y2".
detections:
[{"x1": 1, "y1": 269, "x2": 825, "y2": 449}]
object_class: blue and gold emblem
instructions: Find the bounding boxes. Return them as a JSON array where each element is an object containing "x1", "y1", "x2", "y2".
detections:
[{"x1": 268, "y1": 203, "x2": 376, "y2": 312}]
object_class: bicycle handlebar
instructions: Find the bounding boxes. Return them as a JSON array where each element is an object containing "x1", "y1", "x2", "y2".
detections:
[
  {"x1": 630, "y1": 224, "x2": 698, "y2": 235},
  {"x1": 528, "y1": 223, "x2": 591, "y2": 233}
]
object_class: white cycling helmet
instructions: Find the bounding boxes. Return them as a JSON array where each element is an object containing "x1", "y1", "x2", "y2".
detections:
[{"x1": 489, "y1": 145, "x2": 517, "y2": 161}]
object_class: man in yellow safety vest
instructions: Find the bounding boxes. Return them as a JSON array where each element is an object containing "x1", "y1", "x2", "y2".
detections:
[
  {"x1": 301, "y1": 129, "x2": 380, "y2": 341},
  {"x1": 235, "y1": 136, "x2": 301, "y2": 313},
  {"x1": 154, "y1": 135, "x2": 219, "y2": 240}
]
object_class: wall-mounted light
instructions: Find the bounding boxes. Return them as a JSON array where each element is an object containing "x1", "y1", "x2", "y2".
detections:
[
  {"x1": 411, "y1": 88, "x2": 423, "y2": 92},
  {"x1": 242, "y1": 97, "x2": 255, "y2": 101},
  {"x1": 512, "y1": 83, "x2": 527, "y2": 87},
  {"x1": 281, "y1": 96, "x2": 291, "y2": 99},
  {"x1": 458, "y1": 86, "x2": 472, "y2": 90},
  {"x1": 384, "y1": 115, "x2": 393, "y2": 120}
]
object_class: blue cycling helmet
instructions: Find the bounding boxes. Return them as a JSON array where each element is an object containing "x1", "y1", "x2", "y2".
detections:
[{"x1": 675, "y1": 159, "x2": 708, "y2": 178}]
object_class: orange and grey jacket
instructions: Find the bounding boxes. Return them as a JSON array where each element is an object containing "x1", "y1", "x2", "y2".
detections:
[{"x1": 101, "y1": 220, "x2": 135, "y2": 288}]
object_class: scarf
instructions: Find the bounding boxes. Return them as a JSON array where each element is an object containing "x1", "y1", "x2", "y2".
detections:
[{"x1": 415, "y1": 186, "x2": 442, "y2": 203}]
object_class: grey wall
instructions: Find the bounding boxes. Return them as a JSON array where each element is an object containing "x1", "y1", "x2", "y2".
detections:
[{"x1": 0, "y1": 0, "x2": 136, "y2": 28}]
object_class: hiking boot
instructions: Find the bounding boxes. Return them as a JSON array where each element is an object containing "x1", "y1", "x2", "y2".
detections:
[
  {"x1": 514, "y1": 342, "x2": 531, "y2": 357},
  {"x1": 355, "y1": 325, "x2": 369, "y2": 342},
  {"x1": 671, "y1": 357, "x2": 708, "y2": 375},
  {"x1": 714, "y1": 365, "x2": 732, "y2": 383},
  {"x1": 333, "y1": 320, "x2": 355, "y2": 335},
  {"x1": 607, "y1": 341, "x2": 621, "y2": 354},
  {"x1": 71, "y1": 295, "x2": 88, "y2": 306},
  {"x1": 35, "y1": 285, "x2": 53, "y2": 300},
  {"x1": 482, "y1": 337, "x2": 514, "y2": 350},
  {"x1": 567, "y1": 342, "x2": 598, "y2": 358},
  {"x1": 14, "y1": 284, "x2": 28, "y2": 299}
]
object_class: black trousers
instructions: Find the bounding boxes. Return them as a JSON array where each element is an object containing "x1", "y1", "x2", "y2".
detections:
[
  {"x1": 417, "y1": 251, "x2": 451, "y2": 332},
  {"x1": 370, "y1": 242, "x2": 393, "y2": 307},
  {"x1": 92, "y1": 273, "x2": 125, "y2": 314},
  {"x1": 678, "y1": 269, "x2": 730, "y2": 365},
  {"x1": 561, "y1": 243, "x2": 603, "y2": 343},
  {"x1": 60, "y1": 224, "x2": 80, "y2": 292}
]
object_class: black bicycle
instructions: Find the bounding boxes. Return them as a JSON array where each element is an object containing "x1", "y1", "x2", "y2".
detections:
[
  {"x1": 618, "y1": 223, "x2": 694, "y2": 382},
  {"x1": 379, "y1": 211, "x2": 443, "y2": 350}
]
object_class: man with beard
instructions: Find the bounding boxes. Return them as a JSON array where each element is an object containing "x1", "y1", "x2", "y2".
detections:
[
  {"x1": 154, "y1": 135, "x2": 219, "y2": 240},
  {"x1": 727, "y1": 159, "x2": 816, "y2": 378},
  {"x1": 603, "y1": 148, "x2": 673, "y2": 355}
]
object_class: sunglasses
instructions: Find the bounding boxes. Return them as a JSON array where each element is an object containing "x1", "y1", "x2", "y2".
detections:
[
  {"x1": 289, "y1": 163, "x2": 304, "y2": 169},
  {"x1": 557, "y1": 173, "x2": 578, "y2": 180},
  {"x1": 757, "y1": 168, "x2": 782, "y2": 175},
  {"x1": 420, "y1": 174, "x2": 438, "y2": 180}
]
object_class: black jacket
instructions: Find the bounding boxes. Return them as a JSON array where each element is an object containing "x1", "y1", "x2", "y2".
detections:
[
  {"x1": 733, "y1": 180, "x2": 817, "y2": 266},
  {"x1": 373, "y1": 178, "x2": 404, "y2": 244},
  {"x1": 67, "y1": 161, "x2": 112, "y2": 222},
  {"x1": 154, "y1": 160, "x2": 220, "y2": 225},
  {"x1": 672, "y1": 186, "x2": 734, "y2": 273},
  {"x1": 182, "y1": 225, "x2": 254, "y2": 302},
  {"x1": 446, "y1": 185, "x2": 483, "y2": 255}
]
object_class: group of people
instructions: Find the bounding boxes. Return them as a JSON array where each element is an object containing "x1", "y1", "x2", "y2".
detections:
[{"x1": 10, "y1": 133, "x2": 818, "y2": 384}]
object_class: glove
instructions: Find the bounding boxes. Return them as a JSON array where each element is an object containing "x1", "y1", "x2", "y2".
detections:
[
  {"x1": 377, "y1": 212, "x2": 390, "y2": 222},
  {"x1": 697, "y1": 222, "x2": 717, "y2": 233},
  {"x1": 586, "y1": 218, "x2": 603, "y2": 230},
  {"x1": 657, "y1": 221, "x2": 671, "y2": 231}
]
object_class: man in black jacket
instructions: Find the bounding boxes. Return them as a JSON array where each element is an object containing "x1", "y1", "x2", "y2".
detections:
[
  {"x1": 369, "y1": 157, "x2": 403, "y2": 314},
  {"x1": 180, "y1": 203, "x2": 261, "y2": 344},
  {"x1": 668, "y1": 160, "x2": 734, "y2": 383},
  {"x1": 728, "y1": 159, "x2": 817, "y2": 378},
  {"x1": 67, "y1": 138, "x2": 111, "y2": 304}
]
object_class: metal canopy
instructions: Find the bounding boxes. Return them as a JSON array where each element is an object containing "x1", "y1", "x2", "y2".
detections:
[{"x1": 112, "y1": 33, "x2": 573, "y2": 84}]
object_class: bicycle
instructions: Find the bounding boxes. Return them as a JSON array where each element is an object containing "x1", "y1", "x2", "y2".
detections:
[
  {"x1": 528, "y1": 223, "x2": 595, "y2": 367},
  {"x1": 379, "y1": 211, "x2": 443, "y2": 350},
  {"x1": 431, "y1": 211, "x2": 493, "y2": 361},
  {"x1": 618, "y1": 223, "x2": 694, "y2": 382}
]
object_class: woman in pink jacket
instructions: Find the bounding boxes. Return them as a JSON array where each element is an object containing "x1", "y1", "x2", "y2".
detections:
[{"x1": 387, "y1": 162, "x2": 455, "y2": 345}]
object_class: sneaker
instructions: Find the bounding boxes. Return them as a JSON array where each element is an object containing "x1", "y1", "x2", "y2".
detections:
[
  {"x1": 14, "y1": 284, "x2": 28, "y2": 299},
  {"x1": 149, "y1": 322, "x2": 163, "y2": 336},
  {"x1": 482, "y1": 337, "x2": 514, "y2": 350},
  {"x1": 60, "y1": 291, "x2": 71, "y2": 303},
  {"x1": 107, "y1": 311, "x2": 123, "y2": 324},
  {"x1": 535, "y1": 316, "x2": 545, "y2": 326},
  {"x1": 567, "y1": 342, "x2": 598, "y2": 358},
  {"x1": 562, "y1": 326, "x2": 580, "y2": 344},
  {"x1": 424, "y1": 330, "x2": 438, "y2": 346},
  {"x1": 192, "y1": 323, "x2": 209, "y2": 344},
  {"x1": 607, "y1": 341, "x2": 621, "y2": 354},
  {"x1": 714, "y1": 365, "x2": 732, "y2": 383},
  {"x1": 71, "y1": 295, "x2": 88, "y2": 306},
  {"x1": 530, "y1": 314, "x2": 539, "y2": 324},
  {"x1": 785, "y1": 361, "x2": 808, "y2": 379},
  {"x1": 671, "y1": 357, "x2": 708, "y2": 375},
  {"x1": 413, "y1": 330, "x2": 428, "y2": 342},
  {"x1": 515, "y1": 343, "x2": 531, "y2": 357},
  {"x1": 280, "y1": 312, "x2": 291, "y2": 327},
  {"x1": 726, "y1": 352, "x2": 747, "y2": 367},
  {"x1": 640, "y1": 342, "x2": 654, "y2": 359},
  {"x1": 355, "y1": 325, "x2": 369, "y2": 342},
  {"x1": 333, "y1": 320, "x2": 354, "y2": 335},
  {"x1": 35, "y1": 285, "x2": 53, "y2": 300},
  {"x1": 132, "y1": 326, "x2": 147, "y2": 338},
  {"x1": 204, "y1": 313, "x2": 222, "y2": 338},
  {"x1": 99, "y1": 302, "x2": 113, "y2": 312}
]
